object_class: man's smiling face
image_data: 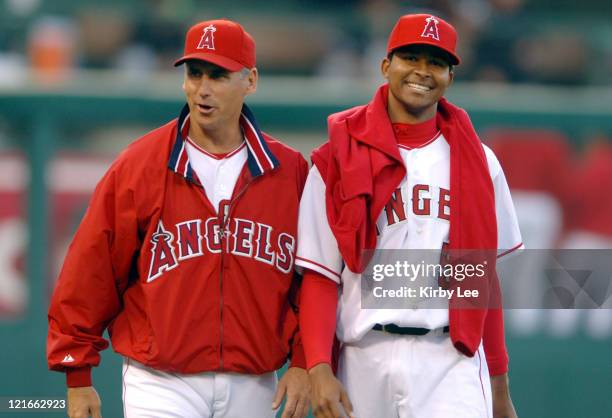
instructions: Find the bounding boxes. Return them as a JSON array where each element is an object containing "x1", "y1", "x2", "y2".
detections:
[{"x1": 382, "y1": 44, "x2": 454, "y2": 122}]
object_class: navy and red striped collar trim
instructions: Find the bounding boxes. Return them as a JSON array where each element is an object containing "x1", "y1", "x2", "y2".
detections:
[
  {"x1": 168, "y1": 104, "x2": 198, "y2": 183},
  {"x1": 240, "y1": 103, "x2": 280, "y2": 176},
  {"x1": 168, "y1": 103, "x2": 279, "y2": 181}
]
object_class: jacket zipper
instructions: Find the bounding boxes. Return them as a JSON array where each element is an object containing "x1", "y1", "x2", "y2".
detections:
[
  {"x1": 218, "y1": 202, "x2": 229, "y2": 370},
  {"x1": 218, "y1": 178, "x2": 255, "y2": 370},
  {"x1": 182, "y1": 158, "x2": 268, "y2": 370}
]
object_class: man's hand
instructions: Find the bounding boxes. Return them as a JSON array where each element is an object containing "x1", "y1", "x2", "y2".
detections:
[
  {"x1": 308, "y1": 363, "x2": 354, "y2": 418},
  {"x1": 272, "y1": 367, "x2": 311, "y2": 418},
  {"x1": 67, "y1": 386, "x2": 102, "y2": 418},
  {"x1": 491, "y1": 373, "x2": 518, "y2": 418}
]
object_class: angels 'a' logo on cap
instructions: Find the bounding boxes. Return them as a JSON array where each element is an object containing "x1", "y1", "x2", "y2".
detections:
[
  {"x1": 197, "y1": 24, "x2": 216, "y2": 50},
  {"x1": 421, "y1": 16, "x2": 440, "y2": 41}
]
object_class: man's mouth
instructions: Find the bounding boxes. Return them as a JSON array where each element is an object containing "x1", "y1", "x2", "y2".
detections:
[
  {"x1": 406, "y1": 82, "x2": 433, "y2": 92},
  {"x1": 197, "y1": 104, "x2": 215, "y2": 115}
]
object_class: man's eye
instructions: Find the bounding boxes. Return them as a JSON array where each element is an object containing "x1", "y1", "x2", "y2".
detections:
[
  {"x1": 209, "y1": 71, "x2": 229, "y2": 79},
  {"x1": 188, "y1": 69, "x2": 202, "y2": 77}
]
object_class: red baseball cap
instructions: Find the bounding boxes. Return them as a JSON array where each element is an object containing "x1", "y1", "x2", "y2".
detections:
[
  {"x1": 174, "y1": 19, "x2": 255, "y2": 71},
  {"x1": 387, "y1": 14, "x2": 461, "y2": 65}
]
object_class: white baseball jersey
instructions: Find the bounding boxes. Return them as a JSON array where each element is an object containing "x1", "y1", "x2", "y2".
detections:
[{"x1": 296, "y1": 134, "x2": 523, "y2": 343}]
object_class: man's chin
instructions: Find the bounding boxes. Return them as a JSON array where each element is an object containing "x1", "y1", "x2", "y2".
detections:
[
  {"x1": 191, "y1": 117, "x2": 218, "y2": 131},
  {"x1": 192, "y1": 114, "x2": 217, "y2": 127},
  {"x1": 400, "y1": 100, "x2": 436, "y2": 116}
]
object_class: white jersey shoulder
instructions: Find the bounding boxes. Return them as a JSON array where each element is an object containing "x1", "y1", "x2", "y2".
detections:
[
  {"x1": 296, "y1": 165, "x2": 344, "y2": 283},
  {"x1": 482, "y1": 143, "x2": 524, "y2": 257},
  {"x1": 483, "y1": 143, "x2": 502, "y2": 180}
]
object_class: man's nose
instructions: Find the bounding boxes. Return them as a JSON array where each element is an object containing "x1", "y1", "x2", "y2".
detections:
[
  {"x1": 413, "y1": 58, "x2": 431, "y2": 76},
  {"x1": 197, "y1": 77, "x2": 213, "y2": 96}
]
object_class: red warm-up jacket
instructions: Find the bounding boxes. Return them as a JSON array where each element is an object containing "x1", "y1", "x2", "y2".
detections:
[{"x1": 47, "y1": 104, "x2": 308, "y2": 387}]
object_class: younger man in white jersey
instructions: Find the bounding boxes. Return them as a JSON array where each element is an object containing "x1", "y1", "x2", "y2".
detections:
[{"x1": 297, "y1": 14, "x2": 523, "y2": 418}]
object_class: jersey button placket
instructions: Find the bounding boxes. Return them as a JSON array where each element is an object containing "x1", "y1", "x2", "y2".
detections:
[
  {"x1": 412, "y1": 151, "x2": 422, "y2": 178},
  {"x1": 215, "y1": 163, "x2": 228, "y2": 206}
]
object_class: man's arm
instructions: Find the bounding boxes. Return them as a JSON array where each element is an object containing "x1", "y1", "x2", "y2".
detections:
[
  {"x1": 47, "y1": 163, "x2": 140, "y2": 417},
  {"x1": 272, "y1": 272, "x2": 311, "y2": 418},
  {"x1": 270, "y1": 153, "x2": 313, "y2": 418},
  {"x1": 294, "y1": 164, "x2": 351, "y2": 417},
  {"x1": 483, "y1": 280, "x2": 509, "y2": 376},
  {"x1": 490, "y1": 373, "x2": 518, "y2": 418},
  {"x1": 300, "y1": 270, "x2": 354, "y2": 418},
  {"x1": 484, "y1": 147, "x2": 522, "y2": 418},
  {"x1": 483, "y1": 305, "x2": 517, "y2": 418}
]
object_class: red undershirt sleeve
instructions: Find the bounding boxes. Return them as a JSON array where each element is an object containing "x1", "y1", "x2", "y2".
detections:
[
  {"x1": 482, "y1": 276, "x2": 509, "y2": 376},
  {"x1": 299, "y1": 269, "x2": 339, "y2": 370}
]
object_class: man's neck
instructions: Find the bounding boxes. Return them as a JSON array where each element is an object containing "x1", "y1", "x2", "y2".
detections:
[
  {"x1": 387, "y1": 97, "x2": 437, "y2": 124},
  {"x1": 188, "y1": 122, "x2": 244, "y2": 154}
]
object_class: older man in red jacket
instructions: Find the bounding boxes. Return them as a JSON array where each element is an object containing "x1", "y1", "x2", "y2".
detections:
[{"x1": 48, "y1": 19, "x2": 310, "y2": 418}]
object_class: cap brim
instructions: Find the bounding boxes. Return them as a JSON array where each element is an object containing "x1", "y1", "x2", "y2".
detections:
[
  {"x1": 173, "y1": 53, "x2": 244, "y2": 71},
  {"x1": 389, "y1": 41, "x2": 460, "y2": 65}
]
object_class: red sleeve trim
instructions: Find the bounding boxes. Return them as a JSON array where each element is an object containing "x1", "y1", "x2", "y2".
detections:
[
  {"x1": 66, "y1": 367, "x2": 92, "y2": 388},
  {"x1": 487, "y1": 357, "x2": 509, "y2": 376},
  {"x1": 497, "y1": 242, "x2": 523, "y2": 259},
  {"x1": 306, "y1": 358, "x2": 335, "y2": 370},
  {"x1": 296, "y1": 256, "x2": 341, "y2": 279}
]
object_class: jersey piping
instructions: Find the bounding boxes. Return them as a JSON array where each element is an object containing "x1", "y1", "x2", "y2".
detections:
[
  {"x1": 185, "y1": 136, "x2": 247, "y2": 160},
  {"x1": 398, "y1": 130, "x2": 442, "y2": 151}
]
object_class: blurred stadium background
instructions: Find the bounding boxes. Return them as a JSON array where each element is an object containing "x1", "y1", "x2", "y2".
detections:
[{"x1": 0, "y1": 0, "x2": 611, "y2": 417}]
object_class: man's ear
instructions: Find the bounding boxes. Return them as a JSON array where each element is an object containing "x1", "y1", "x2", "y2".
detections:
[
  {"x1": 245, "y1": 67, "x2": 258, "y2": 95},
  {"x1": 182, "y1": 65, "x2": 188, "y2": 93},
  {"x1": 381, "y1": 57, "x2": 391, "y2": 81}
]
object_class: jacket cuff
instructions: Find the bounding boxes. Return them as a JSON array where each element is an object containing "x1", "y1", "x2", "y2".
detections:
[
  {"x1": 289, "y1": 344, "x2": 307, "y2": 369},
  {"x1": 66, "y1": 367, "x2": 92, "y2": 387}
]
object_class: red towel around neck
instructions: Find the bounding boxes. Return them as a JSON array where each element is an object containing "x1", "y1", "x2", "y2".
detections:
[{"x1": 311, "y1": 84, "x2": 499, "y2": 356}]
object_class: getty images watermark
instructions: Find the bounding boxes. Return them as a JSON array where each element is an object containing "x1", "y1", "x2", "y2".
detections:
[
  {"x1": 361, "y1": 249, "x2": 612, "y2": 309},
  {"x1": 371, "y1": 259, "x2": 486, "y2": 299}
]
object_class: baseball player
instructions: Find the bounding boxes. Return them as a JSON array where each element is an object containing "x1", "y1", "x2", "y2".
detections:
[
  {"x1": 47, "y1": 19, "x2": 311, "y2": 418},
  {"x1": 296, "y1": 14, "x2": 523, "y2": 418}
]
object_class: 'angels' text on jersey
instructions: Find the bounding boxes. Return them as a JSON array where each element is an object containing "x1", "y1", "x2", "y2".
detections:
[
  {"x1": 381, "y1": 184, "x2": 450, "y2": 231},
  {"x1": 148, "y1": 218, "x2": 295, "y2": 281}
]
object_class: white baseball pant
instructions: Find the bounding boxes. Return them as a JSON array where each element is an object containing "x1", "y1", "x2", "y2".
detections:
[
  {"x1": 337, "y1": 330, "x2": 492, "y2": 418},
  {"x1": 122, "y1": 358, "x2": 277, "y2": 418}
]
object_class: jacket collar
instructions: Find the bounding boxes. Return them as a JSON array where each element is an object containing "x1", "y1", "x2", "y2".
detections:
[{"x1": 168, "y1": 103, "x2": 279, "y2": 182}]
